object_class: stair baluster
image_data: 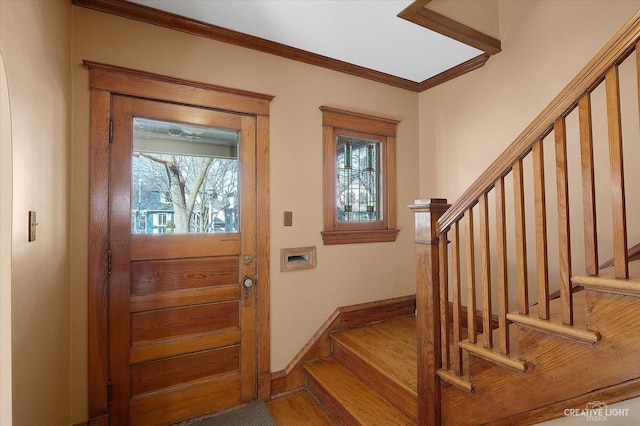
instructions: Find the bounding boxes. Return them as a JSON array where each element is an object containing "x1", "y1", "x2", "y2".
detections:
[
  {"x1": 606, "y1": 64, "x2": 629, "y2": 280},
  {"x1": 578, "y1": 92, "x2": 599, "y2": 276},
  {"x1": 495, "y1": 176, "x2": 510, "y2": 355}
]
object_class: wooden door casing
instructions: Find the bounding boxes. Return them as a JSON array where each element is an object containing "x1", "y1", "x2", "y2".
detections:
[{"x1": 86, "y1": 62, "x2": 272, "y2": 425}]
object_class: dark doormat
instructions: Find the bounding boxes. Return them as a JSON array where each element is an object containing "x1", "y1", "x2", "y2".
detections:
[{"x1": 178, "y1": 402, "x2": 278, "y2": 426}]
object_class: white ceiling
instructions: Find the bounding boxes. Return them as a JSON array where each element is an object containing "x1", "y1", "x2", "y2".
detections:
[{"x1": 128, "y1": 0, "x2": 482, "y2": 82}]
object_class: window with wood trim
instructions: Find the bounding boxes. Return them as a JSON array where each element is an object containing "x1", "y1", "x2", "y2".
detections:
[{"x1": 321, "y1": 106, "x2": 399, "y2": 245}]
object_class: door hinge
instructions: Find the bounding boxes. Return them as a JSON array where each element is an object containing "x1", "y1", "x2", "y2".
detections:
[
  {"x1": 108, "y1": 379, "x2": 112, "y2": 406},
  {"x1": 108, "y1": 250, "x2": 112, "y2": 275},
  {"x1": 109, "y1": 118, "x2": 113, "y2": 143}
]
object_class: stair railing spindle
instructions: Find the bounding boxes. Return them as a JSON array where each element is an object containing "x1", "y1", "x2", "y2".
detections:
[
  {"x1": 554, "y1": 117, "x2": 573, "y2": 325},
  {"x1": 451, "y1": 221, "x2": 464, "y2": 376},
  {"x1": 606, "y1": 65, "x2": 629, "y2": 280},
  {"x1": 439, "y1": 231, "x2": 450, "y2": 370},
  {"x1": 579, "y1": 93, "x2": 599, "y2": 276},
  {"x1": 533, "y1": 139, "x2": 550, "y2": 319},
  {"x1": 495, "y1": 177, "x2": 510, "y2": 355},
  {"x1": 480, "y1": 193, "x2": 493, "y2": 348},
  {"x1": 465, "y1": 208, "x2": 477, "y2": 343},
  {"x1": 513, "y1": 159, "x2": 529, "y2": 315}
]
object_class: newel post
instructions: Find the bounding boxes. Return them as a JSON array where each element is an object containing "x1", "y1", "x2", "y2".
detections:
[{"x1": 409, "y1": 198, "x2": 450, "y2": 426}]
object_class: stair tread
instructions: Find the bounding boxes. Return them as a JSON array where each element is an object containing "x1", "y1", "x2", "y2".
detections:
[
  {"x1": 471, "y1": 321, "x2": 521, "y2": 358},
  {"x1": 519, "y1": 289, "x2": 588, "y2": 329},
  {"x1": 305, "y1": 357, "x2": 414, "y2": 425},
  {"x1": 574, "y1": 263, "x2": 640, "y2": 296},
  {"x1": 331, "y1": 316, "x2": 417, "y2": 393},
  {"x1": 507, "y1": 290, "x2": 601, "y2": 343}
]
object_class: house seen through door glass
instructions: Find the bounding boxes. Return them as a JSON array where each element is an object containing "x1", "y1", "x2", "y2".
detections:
[{"x1": 132, "y1": 117, "x2": 239, "y2": 234}]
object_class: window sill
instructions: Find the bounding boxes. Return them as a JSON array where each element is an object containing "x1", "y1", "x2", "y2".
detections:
[{"x1": 321, "y1": 229, "x2": 399, "y2": 245}]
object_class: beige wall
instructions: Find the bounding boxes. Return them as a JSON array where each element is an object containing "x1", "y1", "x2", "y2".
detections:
[
  {"x1": 70, "y1": 6, "x2": 420, "y2": 422},
  {"x1": 2, "y1": 0, "x2": 637, "y2": 423},
  {"x1": 419, "y1": 0, "x2": 640, "y2": 201},
  {"x1": 0, "y1": 49, "x2": 13, "y2": 426},
  {"x1": 0, "y1": 0, "x2": 72, "y2": 425}
]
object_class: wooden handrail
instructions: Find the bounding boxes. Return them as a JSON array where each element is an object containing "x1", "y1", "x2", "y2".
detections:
[{"x1": 438, "y1": 10, "x2": 640, "y2": 233}]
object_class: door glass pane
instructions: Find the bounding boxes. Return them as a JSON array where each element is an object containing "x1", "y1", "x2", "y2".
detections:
[
  {"x1": 132, "y1": 117, "x2": 239, "y2": 234},
  {"x1": 336, "y1": 135, "x2": 381, "y2": 222}
]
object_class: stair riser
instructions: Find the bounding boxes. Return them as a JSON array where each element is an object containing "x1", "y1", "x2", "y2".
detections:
[
  {"x1": 442, "y1": 291, "x2": 640, "y2": 425},
  {"x1": 332, "y1": 338, "x2": 418, "y2": 422}
]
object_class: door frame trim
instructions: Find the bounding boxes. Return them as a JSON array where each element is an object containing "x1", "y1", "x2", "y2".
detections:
[{"x1": 85, "y1": 61, "x2": 273, "y2": 424}]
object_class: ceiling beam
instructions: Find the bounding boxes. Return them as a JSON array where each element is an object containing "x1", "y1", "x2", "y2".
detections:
[{"x1": 398, "y1": 0, "x2": 501, "y2": 56}]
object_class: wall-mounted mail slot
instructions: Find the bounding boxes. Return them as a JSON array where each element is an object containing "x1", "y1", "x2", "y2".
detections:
[{"x1": 280, "y1": 246, "x2": 317, "y2": 272}]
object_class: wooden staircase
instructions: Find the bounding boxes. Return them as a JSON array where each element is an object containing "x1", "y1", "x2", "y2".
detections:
[
  {"x1": 270, "y1": 275, "x2": 640, "y2": 425},
  {"x1": 304, "y1": 316, "x2": 417, "y2": 425},
  {"x1": 407, "y1": 9, "x2": 640, "y2": 426}
]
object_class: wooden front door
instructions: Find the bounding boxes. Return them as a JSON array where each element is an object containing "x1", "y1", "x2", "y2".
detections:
[{"x1": 108, "y1": 95, "x2": 257, "y2": 425}]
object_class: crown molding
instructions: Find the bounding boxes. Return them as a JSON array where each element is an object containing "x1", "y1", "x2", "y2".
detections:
[
  {"x1": 398, "y1": 0, "x2": 501, "y2": 55},
  {"x1": 73, "y1": 0, "x2": 501, "y2": 92},
  {"x1": 72, "y1": 0, "x2": 420, "y2": 91},
  {"x1": 419, "y1": 53, "x2": 491, "y2": 91}
]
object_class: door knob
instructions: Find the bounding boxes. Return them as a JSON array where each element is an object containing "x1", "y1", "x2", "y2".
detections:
[{"x1": 243, "y1": 277, "x2": 253, "y2": 288}]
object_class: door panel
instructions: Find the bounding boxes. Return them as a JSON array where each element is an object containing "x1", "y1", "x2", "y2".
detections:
[
  {"x1": 130, "y1": 376, "x2": 242, "y2": 426},
  {"x1": 130, "y1": 302, "x2": 239, "y2": 344},
  {"x1": 130, "y1": 286, "x2": 240, "y2": 313},
  {"x1": 130, "y1": 330, "x2": 241, "y2": 365},
  {"x1": 131, "y1": 346, "x2": 240, "y2": 396},
  {"x1": 130, "y1": 256, "x2": 239, "y2": 294},
  {"x1": 131, "y1": 233, "x2": 241, "y2": 260},
  {"x1": 109, "y1": 95, "x2": 257, "y2": 425}
]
